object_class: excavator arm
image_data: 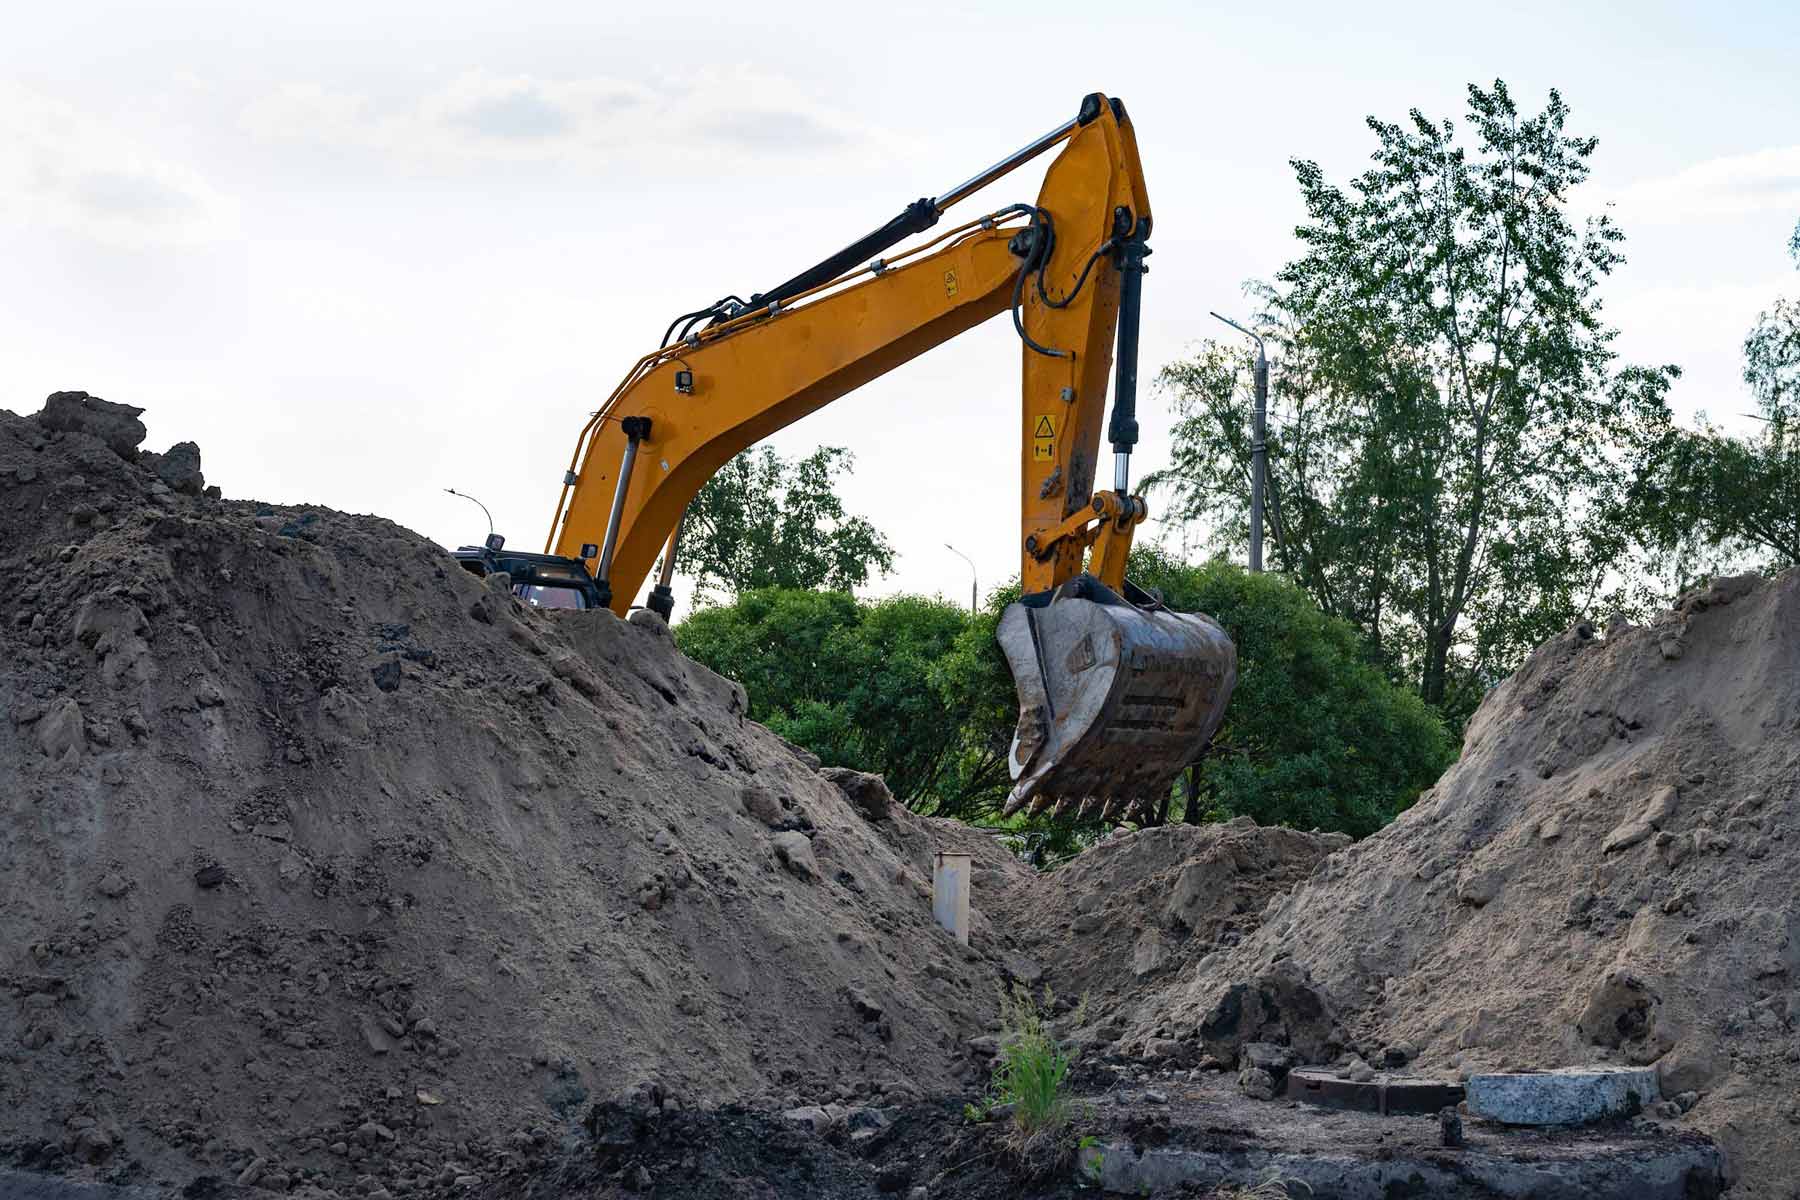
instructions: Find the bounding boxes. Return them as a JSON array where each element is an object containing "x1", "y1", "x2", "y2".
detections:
[{"x1": 546, "y1": 94, "x2": 1235, "y2": 822}]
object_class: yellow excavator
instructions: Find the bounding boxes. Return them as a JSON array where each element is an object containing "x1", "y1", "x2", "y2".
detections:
[{"x1": 466, "y1": 93, "x2": 1236, "y2": 822}]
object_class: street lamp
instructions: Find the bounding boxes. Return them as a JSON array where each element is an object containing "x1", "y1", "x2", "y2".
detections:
[
  {"x1": 1209, "y1": 312, "x2": 1268, "y2": 573},
  {"x1": 944, "y1": 543, "x2": 977, "y2": 614},
  {"x1": 444, "y1": 487, "x2": 495, "y2": 541}
]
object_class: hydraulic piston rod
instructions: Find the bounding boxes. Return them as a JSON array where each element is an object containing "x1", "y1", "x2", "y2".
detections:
[
  {"x1": 646, "y1": 510, "x2": 685, "y2": 621},
  {"x1": 933, "y1": 118, "x2": 1079, "y2": 212},
  {"x1": 1108, "y1": 221, "x2": 1149, "y2": 495},
  {"x1": 594, "y1": 416, "x2": 650, "y2": 609},
  {"x1": 745, "y1": 101, "x2": 1093, "y2": 317}
]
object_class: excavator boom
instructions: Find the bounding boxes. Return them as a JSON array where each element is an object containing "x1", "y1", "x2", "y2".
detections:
[{"x1": 545, "y1": 94, "x2": 1235, "y2": 821}]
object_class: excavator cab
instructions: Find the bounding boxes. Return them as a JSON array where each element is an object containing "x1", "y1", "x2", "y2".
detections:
[
  {"x1": 451, "y1": 538, "x2": 607, "y2": 611},
  {"x1": 542, "y1": 93, "x2": 1236, "y2": 822}
]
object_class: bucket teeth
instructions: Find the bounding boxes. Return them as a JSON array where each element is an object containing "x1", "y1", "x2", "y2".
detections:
[
  {"x1": 1024, "y1": 792, "x2": 1161, "y2": 826},
  {"x1": 998, "y1": 577, "x2": 1237, "y2": 823}
]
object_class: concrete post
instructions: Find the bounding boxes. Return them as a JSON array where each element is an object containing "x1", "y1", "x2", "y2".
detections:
[{"x1": 932, "y1": 851, "x2": 972, "y2": 944}]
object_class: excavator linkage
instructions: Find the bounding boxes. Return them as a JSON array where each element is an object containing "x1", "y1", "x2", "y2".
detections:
[
  {"x1": 999, "y1": 576, "x2": 1237, "y2": 823},
  {"x1": 544, "y1": 94, "x2": 1240, "y2": 823}
]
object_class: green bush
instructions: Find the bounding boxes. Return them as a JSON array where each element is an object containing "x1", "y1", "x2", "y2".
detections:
[
  {"x1": 675, "y1": 589, "x2": 1012, "y2": 816},
  {"x1": 675, "y1": 552, "x2": 1456, "y2": 840},
  {"x1": 1128, "y1": 548, "x2": 1457, "y2": 835}
]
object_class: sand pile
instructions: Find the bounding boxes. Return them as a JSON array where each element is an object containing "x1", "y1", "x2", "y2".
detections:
[
  {"x1": 1132, "y1": 570, "x2": 1800, "y2": 1196},
  {"x1": 0, "y1": 393, "x2": 1054, "y2": 1195},
  {"x1": 11, "y1": 388, "x2": 1790, "y2": 1198},
  {"x1": 980, "y1": 821, "x2": 1346, "y2": 1046}
]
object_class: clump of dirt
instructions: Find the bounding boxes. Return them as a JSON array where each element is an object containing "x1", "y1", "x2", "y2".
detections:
[
  {"x1": 0, "y1": 394, "x2": 1048, "y2": 1196},
  {"x1": 1133, "y1": 571, "x2": 1800, "y2": 1197},
  {"x1": 524, "y1": 1100, "x2": 1025, "y2": 1200}
]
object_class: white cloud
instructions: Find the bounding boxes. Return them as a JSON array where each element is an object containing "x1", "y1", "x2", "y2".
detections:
[
  {"x1": 1602, "y1": 144, "x2": 1800, "y2": 224},
  {"x1": 0, "y1": 82, "x2": 237, "y2": 246},
  {"x1": 239, "y1": 66, "x2": 891, "y2": 170},
  {"x1": 1606, "y1": 273, "x2": 1795, "y2": 433}
]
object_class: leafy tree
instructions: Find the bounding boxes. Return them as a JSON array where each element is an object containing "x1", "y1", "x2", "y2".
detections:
[
  {"x1": 675, "y1": 589, "x2": 1012, "y2": 815},
  {"x1": 673, "y1": 588, "x2": 861, "y2": 724},
  {"x1": 1625, "y1": 217, "x2": 1800, "y2": 581},
  {"x1": 676, "y1": 445, "x2": 895, "y2": 600},
  {"x1": 924, "y1": 604, "x2": 1020, "y2": 819},
  {"x1": 1131, "y1": 549, "x2": 1456, "y2": 837},
  {"x1": 1148, "y1": 81, "x2": 1678, "y2": 724}
]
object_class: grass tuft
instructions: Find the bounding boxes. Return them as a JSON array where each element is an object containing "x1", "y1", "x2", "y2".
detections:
[
  {"x1": 993, "y1": 984, "x2": 1079, "y2": 1135},
  {"x1": 978, "y1": 983, "x2": 1088, "y2": 1169}
]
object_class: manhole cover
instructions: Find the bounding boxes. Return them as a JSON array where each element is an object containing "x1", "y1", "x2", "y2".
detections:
[{"x1": 1285, "y1": 1068, "x2": 1465, "y2": 1115}]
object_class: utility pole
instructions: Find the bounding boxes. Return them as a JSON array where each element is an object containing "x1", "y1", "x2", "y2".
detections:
[
  {"x1": 1210, "y1": 312, "x2": 1268, "y2": 572},
  {"x1": 944, "y1": 543, "x2": 977, "y2": 614}
]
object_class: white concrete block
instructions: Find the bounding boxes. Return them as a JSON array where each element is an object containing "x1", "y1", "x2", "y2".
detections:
[{"x1": 1466, "y1": 1066, "x2": 1659, "y2": 1126}]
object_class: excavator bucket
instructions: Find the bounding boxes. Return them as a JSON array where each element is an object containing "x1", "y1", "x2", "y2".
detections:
[{"x1": 999, "y1": 576, "x2": 1236, "y2": 824}]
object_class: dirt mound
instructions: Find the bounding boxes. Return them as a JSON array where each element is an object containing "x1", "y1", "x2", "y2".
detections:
[
  {"x1": 0, "y1": 395, "x2": 1048, "y2": 1195},
  {"x1": 9, "y1": 389, "x2": 1791, "y2": 1198},
  {"x1": 1134, "y1": 571, "x2": 1800, "y2": 1196},
  {"x1": 979, "y1": 821, "x2": 1345, "y2": 1047}
]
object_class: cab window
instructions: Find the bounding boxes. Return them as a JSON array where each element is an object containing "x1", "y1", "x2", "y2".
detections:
[{"x1": 514, "y1": 584, "x2": 587, "y2": 610}]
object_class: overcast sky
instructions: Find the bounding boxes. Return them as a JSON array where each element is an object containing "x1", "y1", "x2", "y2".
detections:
[{"x1": 5, "y1": 0, "x2": 1797, "y2": 616}]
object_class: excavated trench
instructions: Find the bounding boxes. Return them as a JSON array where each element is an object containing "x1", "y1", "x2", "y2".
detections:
[{"x1": 1075, "y1": 1071, "x2": 1723, "y2": 1199}]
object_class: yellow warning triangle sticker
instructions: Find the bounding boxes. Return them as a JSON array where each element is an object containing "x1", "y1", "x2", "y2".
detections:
[{"x1": 1033, "y1": 414, "x2": 1056, "y2": 438}]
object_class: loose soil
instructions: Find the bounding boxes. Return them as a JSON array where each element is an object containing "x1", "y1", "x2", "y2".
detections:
[
  {"x1": 1119, "y1": 569, "x2": 1800, "y2": 1198},
  {"x1": 5, "y1": 393, "x2": 1798, "y2": 1198},
  {"x1": 0, "y1": 396, "x2": 1046, "y2": 1196}
]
